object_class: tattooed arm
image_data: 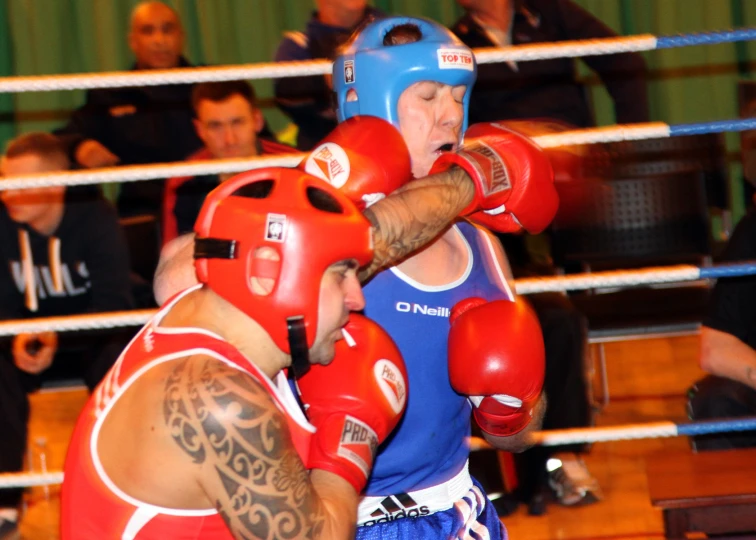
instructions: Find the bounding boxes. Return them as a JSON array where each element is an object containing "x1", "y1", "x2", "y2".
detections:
[
  {"x1": 360, "y1": 167, "x2": 474, "y2": 281},
  {"x1": 165, "y1": 356, "x2": 358, "y2": 540}
]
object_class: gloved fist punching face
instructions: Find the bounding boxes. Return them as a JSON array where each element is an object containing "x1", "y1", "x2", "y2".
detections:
[
  {"x1": 430, "y1": 122, "x2": 559, "y2": 234},
  {"x1": 297, "y1": 314, "x2": 408, "y2": 492}
]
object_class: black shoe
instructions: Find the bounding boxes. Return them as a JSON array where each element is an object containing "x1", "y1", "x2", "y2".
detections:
[
  {"x1": 0, "y1": 519, "x2": 19, "y2": 540},
  {"x1": 491, "y1": 493, "x2": 519, "y2": 517},
  {"x1": 527, "y1": 491, "x2": 548, "y2": 516}
]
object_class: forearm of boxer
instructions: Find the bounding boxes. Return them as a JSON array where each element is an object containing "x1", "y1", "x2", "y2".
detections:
[
  {"x1": 360, "y1": 167, "x2": 474, "y2": 281},
  {"x1": 153, "y1": 233, "x2": 197, "y2": 305},
  {"x1": 309, "y1": 470, "x2": 360, "y2": 539},
  {"x1": 169, "y1": 358, "x2": 359, "y2": 540},
  {"x1": 700, "y1": 325, "x2": 756, "y2": 391},
  {"x1": 482, "y1": 392, "x2": 547, "y2": 453}
]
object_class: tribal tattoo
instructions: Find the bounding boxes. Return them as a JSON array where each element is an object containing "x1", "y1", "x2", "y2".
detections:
[
  {"x1": 360, "y1": 167, "x2": 474, "y2": 281},
  {"x1": 164, "y1": 358, "x2": 325, "y2": 539}
]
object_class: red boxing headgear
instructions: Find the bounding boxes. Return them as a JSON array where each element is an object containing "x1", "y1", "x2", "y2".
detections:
[{"x1": 194, "y1": 167, "x2": 373, "y2": 355}]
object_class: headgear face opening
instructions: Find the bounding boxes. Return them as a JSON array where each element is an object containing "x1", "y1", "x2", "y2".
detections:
[
  {"x1": 333, "y1": 16, "x2": 478, "y2": 133},
  {"x1": 194, "y1": 168, "x2": 373, "y2": 362}
]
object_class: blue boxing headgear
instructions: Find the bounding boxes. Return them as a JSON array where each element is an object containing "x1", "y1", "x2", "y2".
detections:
[{"x1": 333, "y1": 16, "x2": 478, "y2": 133}]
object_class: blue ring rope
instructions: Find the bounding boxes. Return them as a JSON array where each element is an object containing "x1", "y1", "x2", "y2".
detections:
[
  {"x1": 669, "y1": 118, "x2": 756, "y2": 137},
  {"x1": 656, "y1": 27, "x2": 756, "y2": 49},
  {"x1": 699, "y1": 262, "x2": 756, "y2": 279},
  {"x1": 677, "y1": 417, "x2": 756, "y2": 436}
]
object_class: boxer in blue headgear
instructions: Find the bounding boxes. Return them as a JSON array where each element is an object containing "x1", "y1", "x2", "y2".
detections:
[
  {"x1": 330, "y1": 16, "x2": 546, "y2": 540},
  {"x1": 334, "y1": 16, "x2": 477, "y2": 134}
]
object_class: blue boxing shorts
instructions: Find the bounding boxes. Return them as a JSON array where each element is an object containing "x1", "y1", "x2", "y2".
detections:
[{"x1": 355, "y1": 463, "x2": 507, "y2": 540}]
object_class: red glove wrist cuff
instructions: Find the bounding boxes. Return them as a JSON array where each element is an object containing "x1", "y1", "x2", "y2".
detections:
[
  {"x1": 473, "y1": 407, "x2": 533, "y2": 438},
  {"x1": 429, "y1": 152, "x2": 485, "y2": 215},
  {"x1": 307, "y1": 413, "x2": 376, "y2": 493}
]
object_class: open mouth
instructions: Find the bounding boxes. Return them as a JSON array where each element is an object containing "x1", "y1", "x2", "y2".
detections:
[{"x1": 436, "y1": 143, "x2": 454, "y2": 153}]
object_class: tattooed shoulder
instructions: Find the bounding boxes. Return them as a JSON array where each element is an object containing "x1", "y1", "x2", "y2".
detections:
[{"x1": 164, "y1": 356, "x2": 324, "y2": 539}]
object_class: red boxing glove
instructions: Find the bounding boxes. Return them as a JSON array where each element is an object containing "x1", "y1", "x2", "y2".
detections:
[
  {"x1": 429, "y1": 123, "x2": 558, "y2": 234},
  {"x1": 301, "y1": 116, "x2": 412, "y2": 209},
  {"x1": 297, "y1": 314, "x2": 408, "y2": 493},
  {"x1": 488, "y1": 119, "x2": 596, "y2": 227},
  {"x1": 448, "y1": 297, "x2": 545, "y2": 437},
  {"x1": 489, "y1": 119, "x2": 587, "y2": 183}
]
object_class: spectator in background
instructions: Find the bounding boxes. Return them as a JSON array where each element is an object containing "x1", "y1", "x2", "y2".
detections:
[
  {"x1": 450, "y1": 0, "x2": 649, "y2": 514},
  {"x1": 0, "y1": 133, "x2": 133, "y2": 538},
  {"x1": 55, "y1": 1, "x2": 203, "y2": 218},
  {"x1": 274, "y1": 0, "x2": 384, "y2": 150},
  {"x1": 451, "y1": 0, "x2": 649, "y2": 127},
  {"x1": 162, "y1": 80, "x2": 297, "y2": 245},
  {"x1": 688, "y1": 210, "x2": 756, "y2": 450}
]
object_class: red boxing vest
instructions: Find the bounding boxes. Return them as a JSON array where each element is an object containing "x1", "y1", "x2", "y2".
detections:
[{"x1": 61, "y1": 286, "x2": 314, "y2": 539}]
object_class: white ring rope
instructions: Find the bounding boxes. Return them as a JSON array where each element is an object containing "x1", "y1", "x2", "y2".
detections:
[
  {"x1": 475, "y1": 35, "x2": 658, "y2": 64},
  {"x1": 513, "y1": 264, "x2": 703, "y2": 295},
  {"x1": 0, "y1": 35, "x2": 661, "y2": 93},
  {"x1": 0, "y1": 420, "x2": 702, "y2": 488},
  {"x1": 0, "y1": 309, "x2": 156, "y2": 336},
  {"x1": 0, "y1": 122, "x2": 672, "y2": 191},
  {"x1": 0, "y1": 60, "x2": 331, "y2": 93},
  {"x1": 532, "y1": 122, "x2": 671, "y2": 148},
  {"x1": 0, "y1": 155, "x2": 303, "y2": 191},
  {"x1": 0, "y1": 422, "x2": 690, "y2": 487},
  {"x1": 529, "y1": 422, "x2": 680, "y2": 446},
  {"x1": 0, "y1": 264, "x2": 714, "y2": 336},
  {"x1": 0, "y1": 471, "x2": 64, "y2": 489}
]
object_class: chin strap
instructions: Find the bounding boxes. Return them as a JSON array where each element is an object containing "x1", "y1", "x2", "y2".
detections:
[{"x1": 287, "y1": 316, "x2": 310, "y2": 379}]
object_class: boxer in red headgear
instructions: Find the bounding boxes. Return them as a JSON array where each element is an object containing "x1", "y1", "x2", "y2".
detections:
[{"x1": 61, "y1": 168, "x2": 408, "y2": 540}]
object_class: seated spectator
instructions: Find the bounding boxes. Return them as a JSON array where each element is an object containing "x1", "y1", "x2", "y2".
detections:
[
  {"x1": 0, "y1": 133, "x2": 134, "y2": 537},
  {"x1": 451, "y1": 0, "x2": 649, "y2": 127},
  {"x1": 689, "y1": 210, "x2": 756, "y2": 450},
  {"x1": 162, "y1": 80, "x2": 297, "y2": 244},
  {"x1": 55, "y1": 1, "x2": 203, "y2": 218},
  {"x1": 274, "y1": 0, "x2": 384, "y2": 150}
]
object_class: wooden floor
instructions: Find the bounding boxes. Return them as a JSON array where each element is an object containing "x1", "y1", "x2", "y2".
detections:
[{"x1": 17, "y1": 336, "x2": 708, "y2": 539}]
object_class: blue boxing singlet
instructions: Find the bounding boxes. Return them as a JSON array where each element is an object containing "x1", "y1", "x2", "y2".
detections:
[{"x1": 362, "y1": 221, "x2": 514, "y2": 497}]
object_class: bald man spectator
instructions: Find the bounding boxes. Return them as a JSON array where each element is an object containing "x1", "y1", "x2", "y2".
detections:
[
  {"x1": 56, "y1": 1, "x2": 203, "y2": 218},
  {"x1": 274, "y1": 0, "x2": 384, "y2": 150}
]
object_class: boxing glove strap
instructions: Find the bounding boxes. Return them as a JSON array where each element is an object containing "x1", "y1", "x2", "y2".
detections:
[{"x1": 356, "y1": 461, "x2": 472, "y2": 526}]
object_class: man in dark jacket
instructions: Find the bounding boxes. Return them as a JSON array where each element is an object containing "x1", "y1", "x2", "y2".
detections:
[
  {"x1": 452, "y1": 0, "x2": 649, "y2": 127},
  {"x1": 0, "y1": 133, "x2": 134, "y2": 537},
  {"x1": 274, "y1": 0, "x2": 384, "y2": 150},
  {"x1": 55, "y1": 1, "x2": 203, "y2": 218},
  {"x1": 451, "y1": 0, "x2": 649, "y2": 515}
]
